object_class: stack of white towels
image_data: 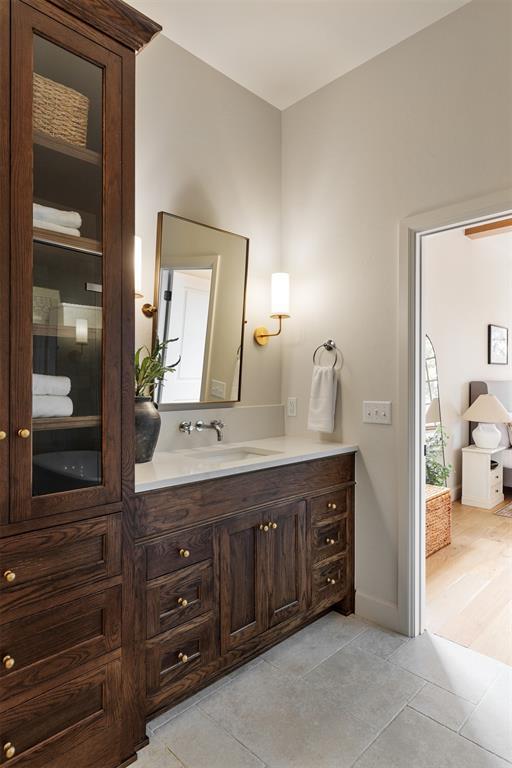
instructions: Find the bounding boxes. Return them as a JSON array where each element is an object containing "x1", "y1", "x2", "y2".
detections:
[
  {"x1": 33, "y1": 374, "x2": 73, "y2": 418},
  {"x1": 33, "y1": 203, "x2": 82, "y2": 238}
]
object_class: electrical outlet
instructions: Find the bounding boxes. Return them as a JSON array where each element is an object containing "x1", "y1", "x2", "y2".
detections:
[
  {"x1": 287, "y1": 397, "x2": 297, "y2": 417},
  {"x1": 363, "y1": 401, "x2": 392, "y2": 425}
]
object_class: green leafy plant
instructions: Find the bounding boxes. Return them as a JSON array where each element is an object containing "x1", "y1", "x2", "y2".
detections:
[
  {"x1": 425, "y1": 425, "x2": 452, "y2": 486},
  {"x1": 134, "y1": 337, "x2": 180, "y2": 397}
]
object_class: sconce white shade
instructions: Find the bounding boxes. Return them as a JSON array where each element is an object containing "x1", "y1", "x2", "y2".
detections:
[
  {"x1": 75, "y1": 317, "x2": 88, "y2": 345},
  {"x1": 271, "y1": 272, "x2": 290, "y2": 317},
  {"x1": 134, "y1": 235, "x2": 143, "y2": 298},
  {"x1": 462, "y1": 394, "x2": 510, "y2": 423}
]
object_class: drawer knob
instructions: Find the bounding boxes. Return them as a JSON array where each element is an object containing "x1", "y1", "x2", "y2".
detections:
[
  {"x1": 179, "y1": 549, "x2": 190, "y2": 559},
  {"x1": 2, "y1": 655, "x2": 14, "y2": 670},
  {"x1": 326, "y1": 577, "x2": 336, "y2": 585},
  {"x1": 3, "y1": 743, "x2": 15, "y2": 760},
  {"x1": 3, "y1": 570, "x2": 16, "y2": 584},
  {"x1": 327, "y1": 502, "x2": 337, "y2": 510},
  {"x1": 178, "y1": 652, "x2": 188, "y2": 664},
  {"x1": 270, "y1": 522, "x2": 278, "y2": 530},
  {"x1": 325, "y1": 537, "x2": 336, "y2": 546},
  {"x1": 259, "y1": 524, "x2": 269, "y2": 532},
  {"x1": 0, "y1": 430, "x2": 6, "y2": 441},
  {"x1": 177, "y1": 597, "x2": 188, "y2": 608},
  {"x1": 17, "y1": 428, "x2": 30, "y2": 439}
]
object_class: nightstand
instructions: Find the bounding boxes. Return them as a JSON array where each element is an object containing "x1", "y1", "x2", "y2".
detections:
[{"x1": 461, "y1": 446, "x2": 504, "y2": 509}]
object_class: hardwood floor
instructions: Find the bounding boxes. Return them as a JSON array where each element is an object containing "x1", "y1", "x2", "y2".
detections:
[{"x1": 426, "y1": 497, "x2": 512, "y2": 666}]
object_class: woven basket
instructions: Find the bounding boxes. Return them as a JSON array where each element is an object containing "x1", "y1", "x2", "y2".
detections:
[
  {"x1": 425, "y1": 485, "x2": 452, "y2": 557},
  {"x1": 33, "y1": 73, "x2": 89, "y2": 148}
]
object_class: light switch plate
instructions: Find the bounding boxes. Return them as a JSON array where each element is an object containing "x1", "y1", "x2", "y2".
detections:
[
  {"x1": 363, "y1": 401, "x2": 392, "y2": 425},
  {"x1": 287, "y1": 397, "x2": 297, "y2": 417}
]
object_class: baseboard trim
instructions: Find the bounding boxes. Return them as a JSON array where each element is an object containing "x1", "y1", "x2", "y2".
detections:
[{"x1": 355, "y1": 591, "x2": 401, "y2": 632}]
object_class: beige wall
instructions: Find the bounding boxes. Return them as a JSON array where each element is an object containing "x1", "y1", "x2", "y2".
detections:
[
  {"x1": 281, "y1": 0, "x2": 512, "y2": 627},
  {"x1": 424, "y1": 228, "x2": 512, "y2": 498},
  {"x1": 135, "y1": 34, "x2": 283, "y2": 409}
]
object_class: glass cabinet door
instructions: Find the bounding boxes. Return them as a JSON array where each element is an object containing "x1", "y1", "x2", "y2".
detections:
[{"x1": 10, "y1": 4, "x2": 122, "y2": 520}]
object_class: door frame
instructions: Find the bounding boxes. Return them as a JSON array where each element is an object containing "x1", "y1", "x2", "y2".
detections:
[{"x1": 397, "y1": 188, "x2": 512, "y2": 637}]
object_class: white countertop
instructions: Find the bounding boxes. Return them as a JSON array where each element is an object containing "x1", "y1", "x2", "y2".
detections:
[{"x1": 135, "y1": 435, "x2": 358, "y2": 493}]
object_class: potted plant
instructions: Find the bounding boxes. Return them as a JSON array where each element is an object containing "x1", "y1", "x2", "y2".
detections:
[
  {"x1": 134, "y1": 338, "x2": 179, "y2": 463},
  {"x1": 425, "y1": 424, "x2": 452, "y2": 486}
]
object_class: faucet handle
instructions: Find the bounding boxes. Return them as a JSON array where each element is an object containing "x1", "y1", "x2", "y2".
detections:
[{"x1": 179, "y1": 421, "x2": 194, "y2": 435}]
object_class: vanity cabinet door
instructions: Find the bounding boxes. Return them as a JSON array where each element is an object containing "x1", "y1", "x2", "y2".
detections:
[
  {"x1": 267, "y1": 500, "x2": 307, "y2": 629},
  {"x1": 218, "y1": 511, "x2": 267, "y2": 653},
  {"x1": 9, "y1": 1, "x2": 122, "y2": 521}
]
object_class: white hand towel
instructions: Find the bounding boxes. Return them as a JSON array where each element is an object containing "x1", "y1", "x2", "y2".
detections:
[
  {"x1": 307, "y1": 365, "x2": 337, "y2": 433},
  {"x1": 33, "y1": 373, "x2": 71, "y2": 397},
  {"x1": 33, "y1": 203, "x2": 82, "y2": 230},
  {"x1": 33, "y1": 395, "x2": 73, "y2": 418},
  {"x1": 33, "y1": 219, "x2": 81, "y2": 237}
]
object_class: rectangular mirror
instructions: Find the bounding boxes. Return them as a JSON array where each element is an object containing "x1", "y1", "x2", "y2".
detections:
[{"x1": 153, "y1": 213, "x2": 249, "y2": 406}]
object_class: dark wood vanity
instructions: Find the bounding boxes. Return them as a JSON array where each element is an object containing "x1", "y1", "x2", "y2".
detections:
[{"x1": 0, "y1": 2, "x2": 356, "y2": 766}]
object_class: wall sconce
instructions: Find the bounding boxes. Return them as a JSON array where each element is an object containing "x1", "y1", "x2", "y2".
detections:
[
  {"x1": 254, "y1": 272, "x2": 290, "y2": 346},
  {"x1": 134, "y1": 236, "x2": 143, "y2": 298}
]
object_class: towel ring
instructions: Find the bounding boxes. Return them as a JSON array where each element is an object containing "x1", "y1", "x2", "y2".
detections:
[{"x1": 313, "y1": 340, "x2": 344, "y2": 370}]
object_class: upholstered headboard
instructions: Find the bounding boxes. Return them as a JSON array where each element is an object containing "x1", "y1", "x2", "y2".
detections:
[{"x1": 469, "y1": 381, "x2": 512, "y2": 447}]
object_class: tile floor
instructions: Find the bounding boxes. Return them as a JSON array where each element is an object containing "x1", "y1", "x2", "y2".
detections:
[{"x1": 138, "y1": 612, "x2": 512, "y2": 768}]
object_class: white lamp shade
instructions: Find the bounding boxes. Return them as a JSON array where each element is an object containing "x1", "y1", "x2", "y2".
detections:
[
  {"x1": 462, "y1": 394, "x2": 510, "y2": 424},
  {"x1": 271, "y1": 273, "x2": 290, "y2": 317},
  {"x1": 134, "y1": 236, "x2": 143, "y2": 297},
  {"x1": 425, "y1": 397, "x2": 441, "y2": 424}
]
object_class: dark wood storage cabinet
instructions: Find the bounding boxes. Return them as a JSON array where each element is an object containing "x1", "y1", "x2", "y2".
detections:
[
  {"x1": 136, "y1": 453, "x2": 356, "y2": 723},
  {"x1": 0, "y1": 1, "x2": 160, "y2": 766}
]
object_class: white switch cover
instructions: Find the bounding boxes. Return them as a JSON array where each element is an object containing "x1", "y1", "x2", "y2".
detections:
[
  {"x1": 287, "y1": 397, "x2": 297, "y2": 417},
  {"x1": 211, "y1": 379, "x2": 226, "y2": 399},
  {"x1": 363, "y1": 401, "x2": 392, "y2": 425}
]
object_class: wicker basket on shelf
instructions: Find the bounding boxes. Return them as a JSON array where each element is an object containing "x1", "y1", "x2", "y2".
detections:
[
  {"x1": 425, "y1": 484, "x2": 452, "y2": 557},
  {"x1": 33, "y1": 73, "x2": 89, "y2": 148}
]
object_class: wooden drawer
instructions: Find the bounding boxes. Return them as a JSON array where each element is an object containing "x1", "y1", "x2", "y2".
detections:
[
  {"x1": 312, "y1": 554, "x2": 348, "y2": 608},
  {"x1": 145, "y1": 525, "x2": 213, "y2": 581},
  {"x1": 0, "y1": 515, "x2": 121, "y2": 612},
  {"x1": 0, "y1": 585, "x2": 121, "y2": 704},
  {"x1": 145, "y1": 613, "x2": 216, "y2": 703},
  {"x1": 147, "y1": 560, "x2": 214, "y2": 638},
  {"x1": 312, "y1": 516, "x2": 348, "y2": 563},
  {"x1": 0, "y1": 660, "x2": 121, "y2": 768},
  {"x1": 310, "y1": 489, "x2": 348, "y2": 523}
]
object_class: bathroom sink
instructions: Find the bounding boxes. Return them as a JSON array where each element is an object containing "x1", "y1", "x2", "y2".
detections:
[{"x1": 184, "y1": 446, "x2": 282, "y2": 464}]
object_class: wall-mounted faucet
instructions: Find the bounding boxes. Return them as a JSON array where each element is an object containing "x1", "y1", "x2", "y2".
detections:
[
  {"x1": 196, "y1": 419, "x2": 225, "y2": 442},
  {"x1": 179, "y1": 421, "x2": 194, "y2": 435}
]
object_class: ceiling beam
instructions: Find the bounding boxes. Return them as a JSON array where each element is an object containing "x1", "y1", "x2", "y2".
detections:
[{"x1": 464, "y1": 218, "x2": 512, "y2": 239}]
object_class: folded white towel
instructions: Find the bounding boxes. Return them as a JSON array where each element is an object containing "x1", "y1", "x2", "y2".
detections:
[
  {"x1": 307, "y1": 365, "x2": 337, "y2": 433},
  {"x1": 33, "y1": 203, "x2": 82, "y2": 230},
  {"x1": 33, "y1": 219, "x2": 80, "y2": 237},
  {"x1": 33, "y1": 373, "x2": 71, "y2": 397},
  {"x1": 33, "y1": 395, "x2": 73, "y2": 418}
]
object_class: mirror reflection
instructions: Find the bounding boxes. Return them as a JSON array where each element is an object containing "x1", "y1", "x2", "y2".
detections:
[{"x1": 154, "y1": 213, "x2": 249, "y2": 405}]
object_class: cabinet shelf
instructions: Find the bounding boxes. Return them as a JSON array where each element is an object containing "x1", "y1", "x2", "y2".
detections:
[
  {"x1": 33, "y1": 323, "x2": 102, "y2": 339},
  {"x1": 32, "y1": 415, "x2": 101, "y2": 431},
  {"x1": 33, "y1": 227, "x2": 102, "y2": 256},
  {"x1": 33, "y1": 130, "x2": 101, "y2": 166}
]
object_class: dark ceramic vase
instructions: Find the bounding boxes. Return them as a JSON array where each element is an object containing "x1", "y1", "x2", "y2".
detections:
[{"x1": 135, "y1": 396, "x2": 161, "y2": 464}]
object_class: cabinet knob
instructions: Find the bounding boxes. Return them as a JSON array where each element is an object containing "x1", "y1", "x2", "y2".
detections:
[
  {"x1": 327, "y1": 502, "x2": 337, "y2": 510},
  {"x1": 178, "y1": 652, "x2": 188, "y2": 664},
  {"x1": 0, "y1": 430, "x2": 6, "y2": 441},
  {"x1": 17, "y1": 428, "x2": 30, "y2": 439},
  {"x1": 3, "y1": 743, "x2": 15, "y2": 760},
  {"x1": 325, "y1": 537, "x2": 336, "y2": 545},
  {"x1": 270, "y1": 522, "x2": 278, "y2": 530},
  {"x1": 259, "y1": 524, "x2": 269, "y2": 532},
  {"x1": 177, "y1": 597, "x2": 188, "y2": 608},
  {"x1": 326, "y1": 577, "x2": 336, "y2": 585},
  {"x1": 179, "y1": 549, "x2": 190, "y2": 559},
  {"x1": 2, "y1": 655, "x2": 14, "y2": 670},
  {"x1": 3, "y1": 570, "x2": 16, "y2": 584}
]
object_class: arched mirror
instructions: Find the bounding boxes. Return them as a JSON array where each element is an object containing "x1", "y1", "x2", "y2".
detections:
[{"x1": 425, "y1": 335, "x2": 448, "y2": 487}]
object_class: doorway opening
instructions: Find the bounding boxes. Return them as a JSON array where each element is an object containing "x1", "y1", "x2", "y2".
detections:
[{"x1": 417, "y1": 214, "x2": 512, "y2": 665}]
